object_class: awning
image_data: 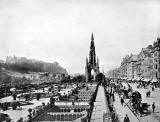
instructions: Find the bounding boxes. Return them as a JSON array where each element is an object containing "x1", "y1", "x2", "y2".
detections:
[
  {"x1": 122, "y1": 77, "x2": 127, "y2": 80},
  {"x1": 142, "y1": 79, "x2": 151, "y2": 82},
  {"x1": 132, "y1": 78, "x2": 137, "y2": 81},
  {"x1": 10, "y1": 88, "x2": 16, "y2": 91},
  {"x1": 136, "y1": 78, "x2": 141, "y2": 81},
  {"x1": 151, "y1": 79, "x2": 158, "y2": 83}
]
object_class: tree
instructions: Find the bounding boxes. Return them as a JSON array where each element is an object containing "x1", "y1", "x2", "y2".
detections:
[
  {"x1": 95, "y1": 73, "x2": 104, "y2": 82},
  {"x1": 71, "y1": 75, "x2": 85, "y2": 83},
  {"x1": 81, "y1": 117, "x2": 87, "y2": 122},
  {"x1": 61, "y1": 76, "x2": 70, "y2": 83},
  {"x1": 12, "y1": 93, "x2": 17, "y2": 100}
]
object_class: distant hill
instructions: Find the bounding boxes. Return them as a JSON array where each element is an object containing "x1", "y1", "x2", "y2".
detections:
[
  {"x1": 0, "y1": 56, "x2": 68, "y2": 75},
  {"x1": 0, "y1": 60, "x2": 5, "y2": 63},
  {"x1": 0, "y1": 69, "x2": 11, "y2": 85}
]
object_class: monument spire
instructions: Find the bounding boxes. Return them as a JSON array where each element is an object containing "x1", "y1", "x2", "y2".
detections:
[
  {"x1": 86, "y1": 57, "x2": 88, "y2": 66},
  {"x1": 91, "y1": 32, "x2": 94, "y2": 41},
  {"x1": 97, "y1": 56, "x2": 99, "y2": 67},
  {"x1": 89, "y1": 32, "x2": 96, "y2": 66}
]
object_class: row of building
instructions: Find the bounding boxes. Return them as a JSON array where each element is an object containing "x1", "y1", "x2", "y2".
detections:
[{"x1": 107, "y1": 37, "x2": 160, "y2": 83}]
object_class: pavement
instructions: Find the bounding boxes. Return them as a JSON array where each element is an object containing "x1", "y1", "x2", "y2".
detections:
[{"x1": 90, "y1": 86, "x2": 109, "y2": 122}]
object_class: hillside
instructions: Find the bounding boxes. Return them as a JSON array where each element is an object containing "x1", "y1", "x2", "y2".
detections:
[
  {"x1": 0, "y1": 56, "x2": 68, "y2": 75},
  {"x1": 0, "y1": 69, "x2": 11, "y2": 85}
]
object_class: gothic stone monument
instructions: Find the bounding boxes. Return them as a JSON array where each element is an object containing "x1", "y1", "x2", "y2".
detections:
[{"x1": 85, "y1": 33, "x2": 99, "y2": 82}]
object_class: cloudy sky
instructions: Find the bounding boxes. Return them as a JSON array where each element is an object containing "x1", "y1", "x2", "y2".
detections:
[{"x1": 0, "y1": 0, "x2": 160, "y2": 74}]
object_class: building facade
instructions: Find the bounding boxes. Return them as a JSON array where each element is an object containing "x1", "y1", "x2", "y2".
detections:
[
  {"x1": 126, "y1": 54, "x2": 138, "y2": 79},
  {"x1": 151, "y1": 38, "x2": 160, "y2": 83},
  {"x1": 136, "y1": 46, "x2": 153, "y2": 81},
  {"x1": 107, "y1": 37, "x2": 160, "y2": 85}
]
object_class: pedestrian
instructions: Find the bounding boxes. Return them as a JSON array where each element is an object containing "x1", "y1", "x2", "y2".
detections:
[
  {"x1": 152, "y1": 86, "x2": 154, "y2": 91},
  {"x1": 112, "y1": 93, "x2": 115, "y2": 101},
  {"x1": 139, "y1": 105, "x2": 143, "y2": 117},
  {"x1": 110, "y1": 92, "x2": 112, "y2": 98},
  {"x1": 110, "y1": 104, "x2": 114, "y2": 112},
  {"x1": 33, "y1": 110, "x2": 36, "y2": 116},
  {"x1": 121, "y1": 98, "x2": 124, "y2": 106},
  {"x1": 112, "y1": 112, "x2": 117, "y2": 121},
  {"x1": 113, "y1": 90, "x2": 115, "y2": 95},
  {"x1": 148, "y1": 90, "x2": 150, "y2": 97},
  {"x1": 123, "y1": 114, "x2": 130, "y2": 122},
  {"x1": 152, "y1": 102, "x2": 155, "y2": 113},
  {"x1": 146, "y1": 92, "x2": 148, "y2": 97},
  {"x1": 18, "y1": 102, "x2": 20, "y2": 108}
]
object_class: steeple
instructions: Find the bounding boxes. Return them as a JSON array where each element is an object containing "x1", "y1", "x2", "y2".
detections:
[
  {"x1": 97, "y1": 56, "x2": 99, "y2": 67},
  {"x1": 90, "y1": 33, "x2": 95, "y2": 49},
  {"x1": 91, "y1": 32, "x2": 94, "y2": 41},
  {"x1": 86, "y1": 57, "x2": 88, "y2": 66},
  {"x1": 89, "y1": 32, "x2": 96, "y2": 66}
]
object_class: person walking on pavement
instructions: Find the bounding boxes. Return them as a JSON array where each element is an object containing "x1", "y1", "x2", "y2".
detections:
[
  {"x1": 152, "y1": 102, "x2": 155, "y2": 113},
  {"x1": 148, "y1": 90, "x2": 151, "y2": 97},
  {"x1": 121, "y1": 98, "x2": 124, "y2": 106},
  {"x1": 112, "y1": 93, "x2": 115, "y2": 101},
  {"x1": 124, "y1": 114, "x2": 130, "y2": 122}
]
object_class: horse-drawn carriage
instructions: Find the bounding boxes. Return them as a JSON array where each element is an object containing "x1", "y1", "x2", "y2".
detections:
[
  {"x1": 140, "y1": 103, "x2": 150, "y2": 113},
  {"x1": 130, "y1": 91, "x2": 150, "y2": 115}
]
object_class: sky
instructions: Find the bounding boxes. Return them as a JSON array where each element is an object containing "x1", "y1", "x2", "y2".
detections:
[{"x1": 0, "y1": 0, "x2": 160, "y2": 74}]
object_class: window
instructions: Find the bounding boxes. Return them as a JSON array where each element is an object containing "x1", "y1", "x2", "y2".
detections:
[
  {"x1": 156, "y1": 72, "x2": 158, "y2": 78},
  {"x1": 154, "y1": 58, "x2": 157, "y2": 62},
  {"x1": 155, "y1": 64, "x2": 158, "y2": 69},
  {"x1": 154, "y1": 52, "x2": 157, "y2": 57}
]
